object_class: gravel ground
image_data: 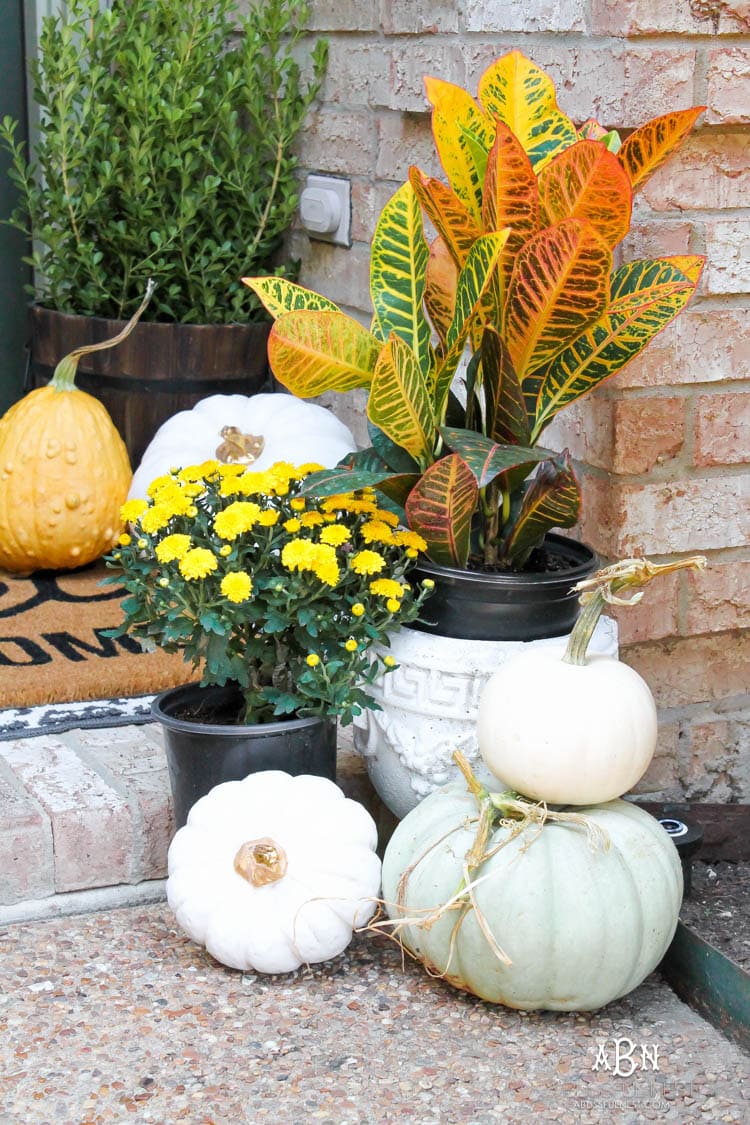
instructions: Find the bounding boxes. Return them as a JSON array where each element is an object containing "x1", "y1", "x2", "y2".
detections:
[
  {"x1": 681, "y1": 862, "x2": 750, "y2": 969},
  {"x1": 1, "y1": 903, "x2": 748, "y2": 1124}
]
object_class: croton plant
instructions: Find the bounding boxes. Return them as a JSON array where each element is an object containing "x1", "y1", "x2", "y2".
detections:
[{"x1": 245, "y1": 51, "x2": 705, "y2": 571}]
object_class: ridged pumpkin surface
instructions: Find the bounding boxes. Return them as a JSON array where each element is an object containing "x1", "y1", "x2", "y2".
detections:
[
  {"x1": 382, "y1": 783, "x2": 683, "y2": 1011},
  {"x1": 0, "y1": 386, "x2": 131, "y2": 572}
]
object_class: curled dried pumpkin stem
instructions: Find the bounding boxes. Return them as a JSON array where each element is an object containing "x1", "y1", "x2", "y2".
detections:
[{"x1": 564, "y1": 554, "x2": 707, "y2": 667}]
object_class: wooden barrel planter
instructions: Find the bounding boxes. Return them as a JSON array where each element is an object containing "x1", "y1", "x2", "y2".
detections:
[{"x1": 26, "y1": 306, "x2": 273, "y2": 468}]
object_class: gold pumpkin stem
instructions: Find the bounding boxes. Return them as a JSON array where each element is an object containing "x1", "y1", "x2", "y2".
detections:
[
  {"x1": 234, "y1": 837, "x2": 288, "y2": 887},
  {"x1": 563, "y1": 554, "x2": 708, "y2": 667},
  {"x1": 51, "y1": 279, "x2": 156, "y2": 392}
]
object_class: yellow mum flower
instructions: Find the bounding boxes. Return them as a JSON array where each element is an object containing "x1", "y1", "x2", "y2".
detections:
[
  {"x1": 178, "y1": 461, "x2": 218, "y2": 483},
  {"x1": 311, "y1": 544, "x2": 340, "y2": 587},
  {"x1": 120, "y1": 499, "x2": 148, "y2": 524},
  {"x1": 256, "y1": 509, "x2": 279, "y2": 526},
  {"x1": 220, "y1": 571, "x2": 253, "y2": 603},
  {"x1": 370, "y1": 578, "x2": 404, "y2": 600},
  {"x1": 383, "y1": 655, "x2": 397, "y2": 668},
  {"x1": 360, "y1": 519, "x2": 395, "y2": 545},
  {"x1": 117, "y1": 533, "x2": 132, "y2": 546},
  {"x1": 219, "y1": 545, "x2": 232, "y2": 557},
  {"x1": 155, "y1": 534, "x2": 192, "y2": 563},
  {"x1": 322, "y1": 494, "x2": 378, "y2": 515},
  {"x1": 393, "y1": 529, "x2": 428, "y2": 552},
  {"x1": 306, "y1": 653, "x2": 320, "y2": 667},
  {"x1": 297, "y1": 462, "x2": 324, "y2": 475},
  {"x1": 351, "y1": 550, "x2": 386, "y2": 576},
  {"x1": 281, "y1": 540, "x2": 340, "y2": 586},
  {"x1": 140, "y1": 504, "x2": 173, "y2": 534},
  {"x1": 344, "y1": 638, "x2": 357, "y2": 652},
  {"x1": 386, "y1": 598, "x2": 401, "y2": 613},
  {"x1": 282, "y1": 538, "x2": 318, "y2": 571},
  {"x1": 217, "y1": 462, "x2": 247, "y2": 477},
  {"x1": 146, "y1": 474, "x2": 176, "y2": 498},
  {"x1": 213, "y1": 501, "x2": 262, "y2": 540},
  {"x1": 320, "y1": 525, "x2": 351, "y2": 546},
  {"x1": 179, "y1": 548, "x2": 218, "y2": 580},
  {"x1": 284, "y1": 518, "x2": 302, "y2": 533},
  {"x1": 351, "y1": 603, "x2": 365, "y2": 617},
  {"x1": 299, "y1": 511, "x2": 325, "y2": 528},
  {"x1": 290, "y1": 498, "x2": 306, "y2": 511},
  {"x1": 373, "y1": 508, "x2": 400, "y2": 527}
]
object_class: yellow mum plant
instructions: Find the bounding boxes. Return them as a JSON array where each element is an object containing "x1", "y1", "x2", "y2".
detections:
[{"x1": 107, "y1": 461, "x2": 432, "y2": 724}]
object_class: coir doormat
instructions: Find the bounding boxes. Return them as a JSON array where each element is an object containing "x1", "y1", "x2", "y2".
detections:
[{"x1": 0, "y1": 561, "x2": 195, "y2": 721}]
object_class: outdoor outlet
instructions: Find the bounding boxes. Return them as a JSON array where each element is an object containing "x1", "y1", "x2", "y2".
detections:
[{"x1": 299, "y1": 174, "x2": 351, "y2": 247}]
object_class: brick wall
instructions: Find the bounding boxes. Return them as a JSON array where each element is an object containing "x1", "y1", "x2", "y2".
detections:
[{"x1": 293, "y1": 0, "x2": 750, "y2": 802}]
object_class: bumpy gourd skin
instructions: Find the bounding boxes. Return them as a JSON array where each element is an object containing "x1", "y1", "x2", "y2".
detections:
[{"x1": 0, "y1": 385, "x2": 131, "y2": 572}]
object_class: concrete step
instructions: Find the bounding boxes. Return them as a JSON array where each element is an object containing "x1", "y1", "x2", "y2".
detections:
[{"x1": 0, "y1": 722, "x2": 390, "y2": 923}]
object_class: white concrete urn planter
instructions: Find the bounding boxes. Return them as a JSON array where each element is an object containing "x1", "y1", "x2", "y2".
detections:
[{"x1": 353, "y1": 616, "x2": 618, "y2": 819}]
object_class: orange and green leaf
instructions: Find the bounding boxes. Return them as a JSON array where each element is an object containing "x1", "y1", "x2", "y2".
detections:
[
  {"x1": 267, "y1": 310, "x2": 381, "y2": 398},
  {"x1": 424, "y1": 75, "x2": 495, "y2": 223},
  {"x1": 367, "y1": 333, "x2": 437, "y2": 470},
  {"x1": 530, "y1": 257, "x2": 704, "y2": 437},
  {"x1": 504, "y1": 219, "x2": 611, "y2": 380},
  {"x1": 618, "y1": 106, "x2": 705, "y2": 192},
  {"x1": 538, "y1": 140, "x2": 633, "y2": 249},
  {"x1": 477, "y1": 50, "x2": 577, "y2": 170},
  {"x1": 482, "y1": 122, "x2": 541, "y2": 303},
  {"x1": 440, "y1": 428, "x2": 551, "y2": 489},
  {"x1": 481, "y1": 328, "x2": 531, "y2": 446},
  {"x1": 501, "y1": 453, "x2": 580, "y2": 567},
  {"x1": 409, "y1": 167, "x2": 482, "y2": 270},
  {"x1": 425, "y1": 236, "x2": 458, "y2": 348},
  {"x1": 369, "y1": 182, "x2": 432, "y2": 373},
  {"x1": 405, "y1": 454, "x2": 478, "y2": 567}
]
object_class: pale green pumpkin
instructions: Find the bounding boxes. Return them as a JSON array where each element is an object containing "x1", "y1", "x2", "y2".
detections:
[{"x1": 381, "y1": 782, "x2": 682, "y2": 1011}]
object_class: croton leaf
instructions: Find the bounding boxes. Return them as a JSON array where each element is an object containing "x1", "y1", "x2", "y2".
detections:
[
  {"x1": 434, "y1": 230, "x2": 510, "y2": 419},
  {"x1": 241, "y1": 276, "x2": 340, "y2": 318},
  {"x1": 405, "y1": 453, "x2": 478, "y2": 568},
  {"x1": 482, "y1": 121, "x2": 540, "y2": 306},
  {"x1": 529, "y1": 256, "x2": 704, "y2": 437},
  {"x1": 370, "y1": 181, "x2": 433, "y2": 373},
  {"x1": 424, "y1": 75, "x2": 495, "y2": 222},
  {"x1": 480, "y1": 327, "x2": 532, "y2": 445},
  {"x1": 424, "y1": 236, "x2": 458, "y2": 348},
  {"x1": 267, "y1": 310, "x2": 382, "y2": 397},
  {"x1": 477, "y1": 50, "x2": 578, "y2": 171},
  {"x1": 409, "y1": 166, "x2": 482, "y2": 270},
  {"x1": 367, "y1": 333, "x2": 437, "y2": 469},
  {"x1": 501, "y1": 452, "x2": 580, "y2": 569},
  {"x1": 504, "y1": 218, "x2": 612, "y2": 380},
  {"x1": 537, "y1": 140, "x2": 633, "y2": 249},
  {"x1": 368, "y1": 421, "x2": 421, "y2": 474},
  {"x1": 618, "y1": 106, "x2": 705, "y2": 192},
  {"x1": 439, "y1": 427, "x2": 553, "y2": 489}
]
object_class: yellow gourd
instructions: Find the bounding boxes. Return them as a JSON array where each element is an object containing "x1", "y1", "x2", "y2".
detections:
[{"x1": 0, "y1": 284, "x2": 153, "y2": 573}]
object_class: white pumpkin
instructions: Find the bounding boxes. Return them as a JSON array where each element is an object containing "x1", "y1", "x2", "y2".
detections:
[
  {"x1": 477, "y1": 555, "x2": 707, "y2": 806},
  {"x1": 129, "y1": 392, "x2": 356, "y2": 499},
  {"x1": 166, "y1": 770, "x2": 381, "y2": 972},
  {"x1": 478, "y1": 645, "x2": 657, "y2": 805},
  {"x1": 382, "y1": 780, "x2": 683, "y2": 1011}
]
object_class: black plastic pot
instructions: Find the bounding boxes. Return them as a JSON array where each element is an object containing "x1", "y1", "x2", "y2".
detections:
[
  {"x1": 411, "y1": 533, "x2": 598, "y2": 642},
  {"x1": 153, "y1": 683, "x2": 337, "y2": 830}
]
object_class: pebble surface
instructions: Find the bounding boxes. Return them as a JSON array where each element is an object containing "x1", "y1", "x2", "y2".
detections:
[{"x1": 1, "y1": 904, "x2": 748, "y2": 1124}]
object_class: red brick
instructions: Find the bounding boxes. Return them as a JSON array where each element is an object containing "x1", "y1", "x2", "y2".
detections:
[
  {"x1": 551, "y1": 394, "x2": 686, "y2": 475},
  {"x1": 630, "y1": 722, "x2": 681, "y2": 798},
  {"x1": 307, "y1": 0, "x2": 379, "y2": 30},
  {"x1": 694, "y1": 391, "x2": 750, "y2": 468},
  {"x1": 641, "y1": 135, "x2": 750, "y2": 213},
  {"x1": 616, "y1": 310, "x2": 750, "y2": 389},
  {"x1": 704, "y1": 219, "x2": 750, "y2": 295},
  {"x1": 382, "y1": 0, "x2": 460, "y2": 34},
  {"x1": 296, "y1": 236, "x2": 372, "y2": 312},
  {"x1": 351, "y1": 181, "x2": 399, "y2": 243},
  {"x1": 609, "y1": 571, "x2": 681, "y2": 645},
  {"x1": 621, "y1": 630, "x2": 750, "y2": 707},
  {"x1": 686, "y1": 559, "x2": 750, "y2": 633},
  {"x1": 617, "y1": 220, "x2": 696, "y2": 269},
  {"x1": 707, "y1": 46, "x2": 750, "y2": 124},
  {"x1": 466, "y1": 0, "x2": 586, "y2": 32},
  {"x1": 0, "y1": 767, "x2": 54, "y2": 905},
  {"x1": 683, "y1": 717, "x2": 749, "y2": 801},
  {"x1": 375, "y1": 112, "x2": 440, "y2": 181},
  {"x1": 577, "y1": 472, "x2": 750, "y2": 557},
  {"x1": 463, "y1": 45, "x2": 697, "y2": 130},
  {"x1": 389, "y1": 41, "x2": 466, "y2": 113},
  {"x1": 592, "y1": 0, "x2": 750, "y2": 35},
  {"x1": 298, "y1": 111, "x2": 376, "y2": 177},
  {"x1": 323, "y1": 41, "x2": 391, "y2": 107}
]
